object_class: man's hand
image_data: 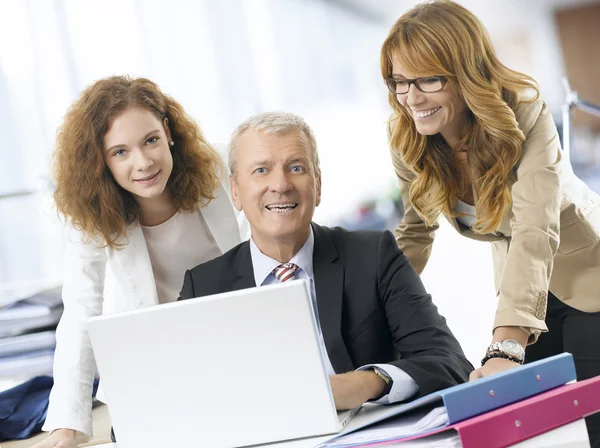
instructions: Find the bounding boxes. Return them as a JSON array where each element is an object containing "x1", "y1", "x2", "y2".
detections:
[
  {"x1": 329, "y1": 370, "x2": 386, "y2": 410},
  {"x1": 30, "y1": 428, "x2": 77, "y2": 448},
  {"x1": 469, "y1": 357, "x2": 521, "y2": 381}
]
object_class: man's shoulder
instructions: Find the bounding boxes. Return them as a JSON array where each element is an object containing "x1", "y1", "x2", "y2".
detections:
[
  {"x1": 314, "y1": 224, "x2": 394, "y2": 252},
  {"x1": 188, "y1": 240, "x2": 249, "y2": 275}
]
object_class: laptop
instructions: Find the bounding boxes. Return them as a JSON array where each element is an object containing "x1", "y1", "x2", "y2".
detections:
[{"x1": 87, "y1": 280, "x2": 359, "y2": 448}]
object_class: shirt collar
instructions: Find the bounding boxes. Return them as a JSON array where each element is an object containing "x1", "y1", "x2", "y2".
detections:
[{"x1": 249, "y1": 227, "x2": 315, "y2": 286}]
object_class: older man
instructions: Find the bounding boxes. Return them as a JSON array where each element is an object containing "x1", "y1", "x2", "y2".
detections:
[{"x1": 179, "y1": 112, "x2": 472, "y2": 410}]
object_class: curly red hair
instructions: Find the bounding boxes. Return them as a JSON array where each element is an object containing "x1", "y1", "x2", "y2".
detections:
[{"x1": 53, "y1": 75, "x2": 223, "y2": 248}]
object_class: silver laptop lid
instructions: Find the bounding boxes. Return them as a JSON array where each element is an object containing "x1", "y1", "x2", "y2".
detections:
[{"x1": 87, "y1": 280, "x2": 341, "y2": 448}]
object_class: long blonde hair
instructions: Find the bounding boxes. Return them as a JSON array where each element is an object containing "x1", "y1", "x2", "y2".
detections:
[{"x1": 381, "y1": 0, "x2": 539, "y2": 233}]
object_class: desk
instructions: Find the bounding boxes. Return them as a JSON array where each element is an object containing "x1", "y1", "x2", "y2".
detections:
[
  {"x1": 2, "y1": 406, "x2": 590, "y2": 448},
  {"x1": 2, "y1": 404, "x2": 112, "y2": 448},
  {"x1": 85, "y1": 420, "x2": 590, "y2": 447}
]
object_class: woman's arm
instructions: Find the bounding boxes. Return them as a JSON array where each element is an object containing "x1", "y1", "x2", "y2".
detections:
[
  {"x1": 42, "y1": 226, "x2": 107, "y2": 437},
  {"x1": 472, "y1": 100, "x2": 562, "y2": 378},
  {"x1": 493, "y1": 100, "x2": 561, "y2": 342},
  {"x1": 391, "y1": 149, "x2": 439, "y2": 274}
]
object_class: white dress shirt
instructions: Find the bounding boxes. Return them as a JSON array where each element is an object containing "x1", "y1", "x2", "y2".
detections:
[{"x1": 249, "y1": 227, "x2": 419, "y2": 404}]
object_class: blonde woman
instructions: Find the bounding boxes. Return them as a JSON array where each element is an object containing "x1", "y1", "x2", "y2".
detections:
[
  {"x1": 381, "y1": 1, "x2": 599, "y2": 444},
  {"x1": 34, "y1": 76, "x2": 244, "y2": 447}
]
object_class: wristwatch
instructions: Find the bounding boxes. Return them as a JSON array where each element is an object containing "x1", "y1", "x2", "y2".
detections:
[
  {"x1": 371, "y1": 367, "x2": 393, "y2": 397},
  {"x1": 486, "y1": 339, "x2": 525, "y2": 362}
]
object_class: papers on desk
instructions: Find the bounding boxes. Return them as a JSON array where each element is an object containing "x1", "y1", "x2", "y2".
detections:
[
  {"x1": 319, "y1": 406, "x2": 450, "y2": 447},
  {"x1": 0, "y1": 330, "x2": 56, "y2": 357},
  {"x1": 0, "y1": 287, "x2": 62, "y2": 380},
  {"x1": 0, "y1": 309, "x2": 62, "y2": 338},
  {"x1": 381, "y1": 432, "x2": 462, "y2": 447},
  {"x1": 0, "y1": 349, "x2": 55, "y2": 377},
  {"x1": 0, "y1": 287, "x2": 63, "y2": 338},
  {"x1": 0, "y1": 287, "x2": 63, "y2": 320}
]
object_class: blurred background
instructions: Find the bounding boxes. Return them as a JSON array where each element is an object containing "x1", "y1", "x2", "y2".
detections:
[{"x1": 1, "y1": 0, "x2": 599, "y2": 380}]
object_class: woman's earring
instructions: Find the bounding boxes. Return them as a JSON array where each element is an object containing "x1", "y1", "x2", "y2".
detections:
[{"x1": 169, "y1": 141, "x2": 174, "y2": 147}]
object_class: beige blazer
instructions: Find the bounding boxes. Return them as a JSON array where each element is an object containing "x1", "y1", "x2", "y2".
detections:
[{"x1": 392, "y1": 98, "x2": 600, "y2": 344}]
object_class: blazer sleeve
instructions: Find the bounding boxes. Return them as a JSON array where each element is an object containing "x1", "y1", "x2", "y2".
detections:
[
  {"x1": 377, "y1": 230, "x2": 473, "y2": 397},
  {"x1": 493, "y1": 100, "x2": 561, "y2": 343},
  {"x1": 390, "y1": 149, "x2": 439, "y2": 274},
  {"x1": 43, "y1": 226, "x2": 107, "y2": 436}
]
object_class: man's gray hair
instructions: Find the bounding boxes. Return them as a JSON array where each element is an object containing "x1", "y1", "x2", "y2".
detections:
[{"x1": 228, "y1": 111, "x2": 321, "y2": 178}]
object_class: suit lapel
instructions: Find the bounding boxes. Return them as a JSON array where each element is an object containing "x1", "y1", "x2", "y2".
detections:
[
  {"x1": 111, "y1": 225, "x2": 159, "y2": 307},
  {"x1": 232, "y1": 242, "x2": 257, "y2": 290},
  {"x1": 200, "y1": 182, "x2": 241, "y2": 253},
  {"x1": 312, "y1": 224, "x2": 354, "y2": 373}
]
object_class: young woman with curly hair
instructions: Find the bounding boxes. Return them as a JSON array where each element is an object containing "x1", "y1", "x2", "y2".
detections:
[
  {"x1": 35, "y1": 76, "x2": 244, "y2": 447},
  {"x1": 381, "y1": 1, "x2": 599, "y2": 444}
]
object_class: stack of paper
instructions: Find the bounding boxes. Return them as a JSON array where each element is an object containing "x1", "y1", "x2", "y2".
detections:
[
  {"x1": 0, "y1": 286, "x2": 63, "y2": 337},
  {"x1": 382, "y1": 433, "x2": 462, "y2": 448},
  {"x1": 320, "y1": 406, "x2": 451, "y2": 447},
  {"x1": 0, "y1": 331, "x2": 56, "y2": 357},
  {"x1": 0, "y1": 287, "x2": 62, "y2": 380}
]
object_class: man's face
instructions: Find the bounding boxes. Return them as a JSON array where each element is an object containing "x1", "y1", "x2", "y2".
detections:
[{"x1": 230, "y1": 129, "x2": 321, "y2": 248}]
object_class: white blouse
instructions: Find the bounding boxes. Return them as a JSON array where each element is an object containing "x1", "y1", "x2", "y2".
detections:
[
  {"x1": 454, "y1": 199, "x2": 478, "y2": 229},
  {"x1": 141, "y1": 210, "x2": 222, "y2": 303}
]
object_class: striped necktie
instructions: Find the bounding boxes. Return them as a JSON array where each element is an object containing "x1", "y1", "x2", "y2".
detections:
[{"x1": 273, "y1": 263, "x2": 299, "y2": 282}]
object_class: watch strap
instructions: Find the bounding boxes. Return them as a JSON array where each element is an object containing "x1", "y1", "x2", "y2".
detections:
[
  {"x1": 481, "y1": 351, "x2": 524, "y2": 366},
  {"x1": 371, "y1": 367, "x2": 393, "y2": 398}
]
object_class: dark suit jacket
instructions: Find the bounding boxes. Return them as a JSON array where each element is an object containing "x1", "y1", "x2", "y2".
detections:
[{"x1": 179, "y1": 223, "x2": 473, "y2": 399}]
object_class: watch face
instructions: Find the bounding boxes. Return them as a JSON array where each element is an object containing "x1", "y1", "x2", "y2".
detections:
[{"x1": 503, "y1": 340, "x2": 522, "y2": 356}]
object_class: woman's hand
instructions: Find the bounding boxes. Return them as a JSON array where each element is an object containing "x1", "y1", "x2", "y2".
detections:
[
  {"x1": 469, "y1": 357, "x2": 521, "y2": 381},
  {"x1": 30, "y1": 428, "x2": 77, "y2": 448},
  {"x1": 470, "y1": 326, "x2": 529, "y2": 380}
]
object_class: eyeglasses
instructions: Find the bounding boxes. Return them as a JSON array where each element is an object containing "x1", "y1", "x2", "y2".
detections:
[{"x1": 385, "y1": 76, "x2": 447, "y2": 95}]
